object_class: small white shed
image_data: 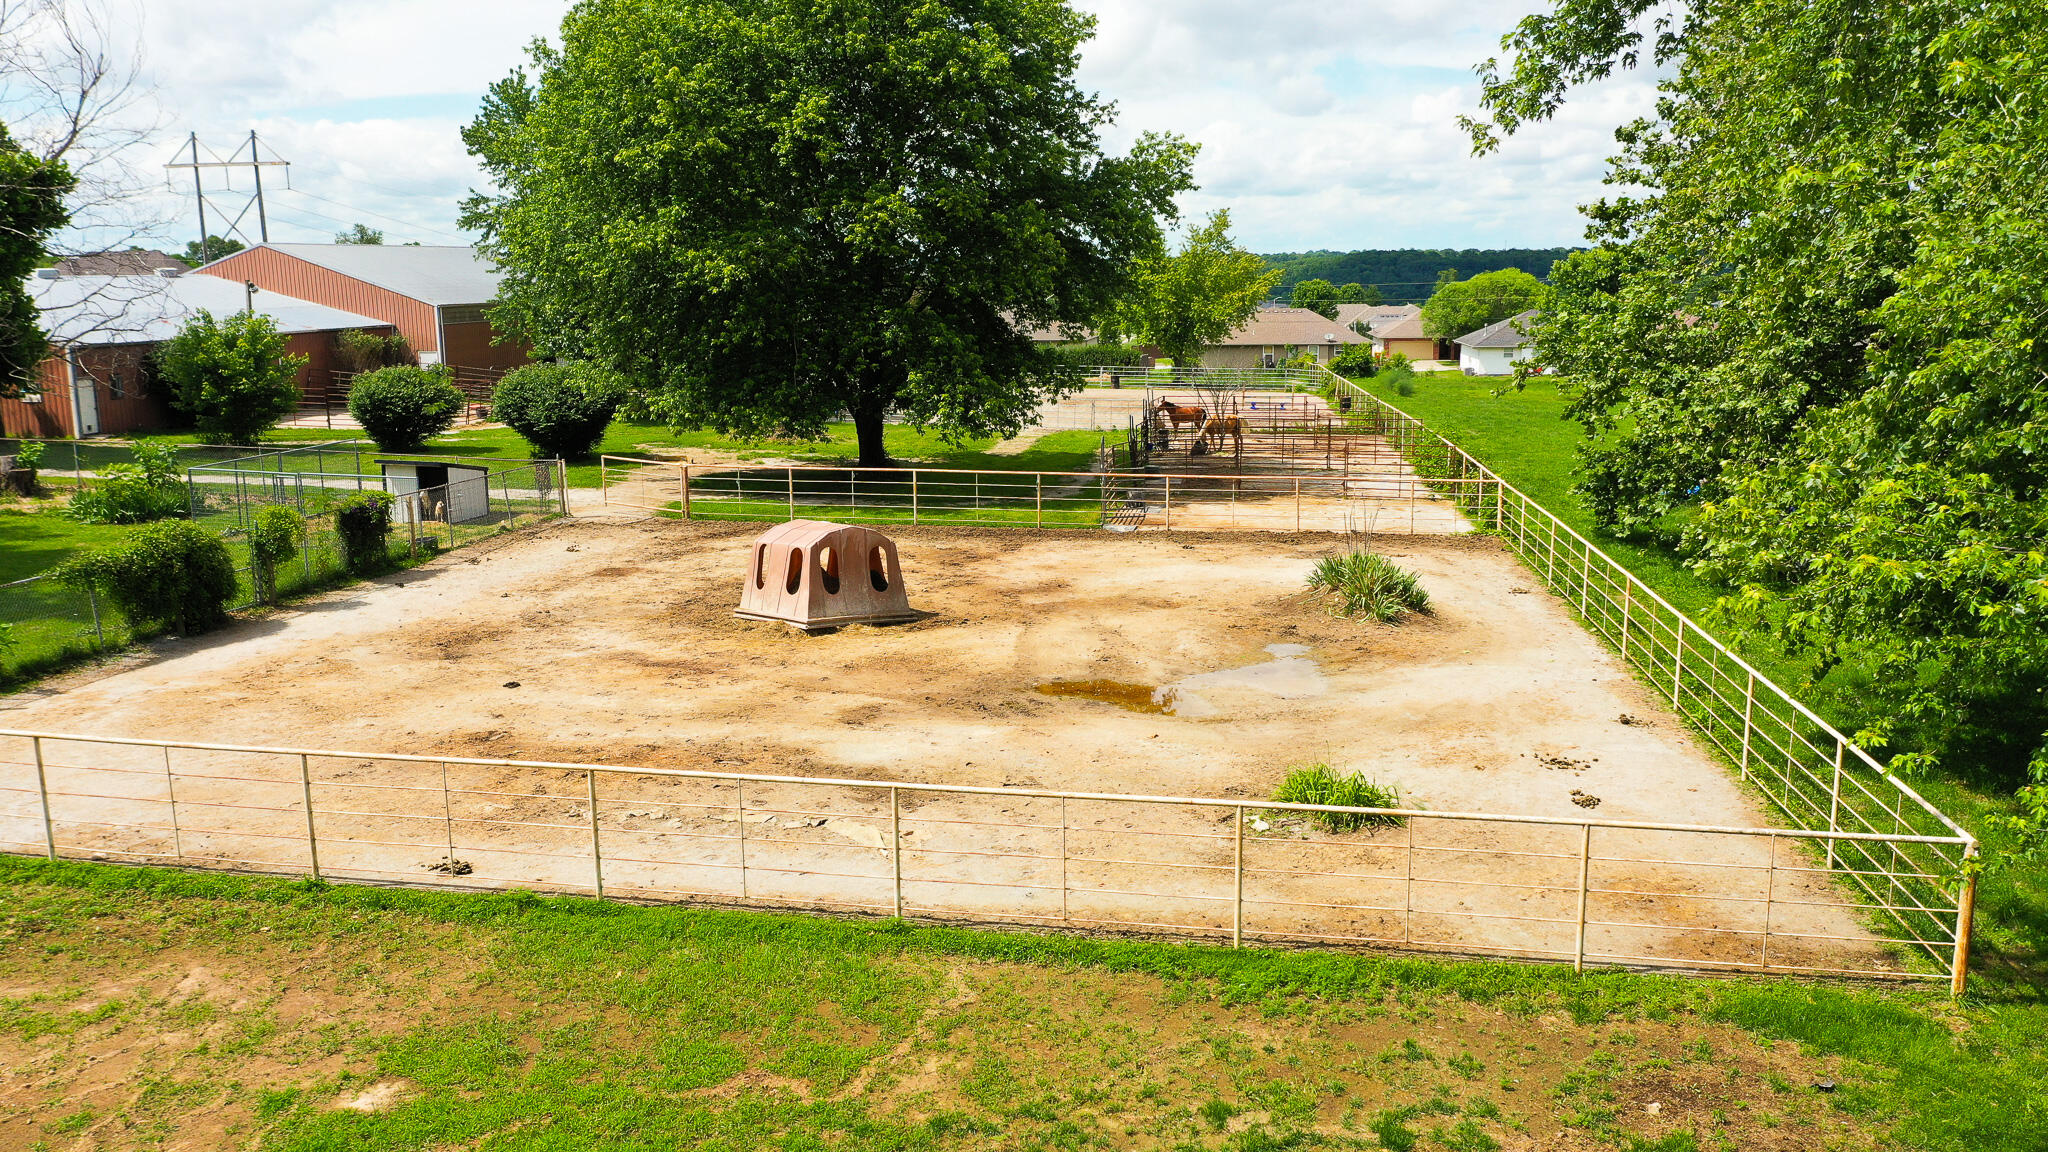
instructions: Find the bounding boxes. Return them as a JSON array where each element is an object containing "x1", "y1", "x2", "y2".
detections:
[{"x1": 378, "y1": 460, "x2": 493, "y2": 524}]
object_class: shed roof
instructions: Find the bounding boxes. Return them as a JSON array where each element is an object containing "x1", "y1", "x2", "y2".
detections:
[
  {"x1": 1332, "y1": 303, "x2": 1420, "y2": 333},
  {"x1": 27, "y1": 274, "x2": 386, "y2": 346},
  {"x1": 204, "y1": 243, "x2": 505, "y2": 307},
  {"x1": 1456, "y1": 310, "x2": 1540, "y2": 349},
  {"x1": 1215, "y1": 308, "x2": 1369, "y2": 347},
  {"x1": 51, "y1": 249, "x2": 188, "y2": 276}
]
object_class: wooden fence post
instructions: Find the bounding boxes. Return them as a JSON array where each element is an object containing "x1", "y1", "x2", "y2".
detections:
[
  {"x1": 1952, "y1": 844, "x2": 1979, "y2": 997},
  {"x1": 890, "y1": 787, "x2": 903, "y2": 919},
  {"x1": 1574, "y1": 823, "x2": 1592, "y2": 973},
  {"x1": 299, "y1": 753, "x2": 321, "y2": 880},
  {"x1": 32, "y1": 736, "x2": 54, "y2": 860},
  {"x1": 588, "y1": 769, "x2": 605, "y2": 899},
  {"x1": 1233, "y1": 805, "x2": 1245, "y2": 947}
]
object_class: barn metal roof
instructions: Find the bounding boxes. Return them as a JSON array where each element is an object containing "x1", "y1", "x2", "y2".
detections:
[
  {"x1": 225, "y1": 243, "x2": 504, "y2": 307},
  {"x1": 27, "y1": 273, "x2": 387, "y2": 346}
]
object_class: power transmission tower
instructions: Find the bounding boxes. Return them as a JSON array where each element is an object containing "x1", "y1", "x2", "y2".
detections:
[{"x1": 163, "y1": 131, "x2": 291, "y2": 263}]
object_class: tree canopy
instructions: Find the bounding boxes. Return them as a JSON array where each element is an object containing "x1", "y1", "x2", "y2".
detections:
[
  {"x1": 463, "y1": 0, "x2": 1194, "y2": 466},
  {"x1": 334, "y1": 224, "x2": 384, "y2": 245},
  {"x1": 1289, "y1": 278, "x2": 1341, "y2": 319},
  {"x1": 156, "y1": 310, "x2": 306, "y2": 445},
  {"x1": 1259, "y1": 248, "x2": 1576, "y2": 305},
  {"x1": 1418, "y1": 268, "x2": 1546, "y2": 341},
  {"x1": 1473, "y1": 0, "x2": 2048, "y2": 837},
  {"x1": 0, "y1": 121, "x2": 75, "y2": 399},
  {"x1": 1112, "y1": 210, "x2": 1278, "y2": 367}
]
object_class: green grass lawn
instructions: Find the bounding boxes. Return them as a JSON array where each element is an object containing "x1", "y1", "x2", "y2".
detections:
[
  {"x1": 3, "y1": 857, "x2": 2043, "y2": 1151},
  {"x1": 0, "y1": 506, "x2": 133, "y2": 585}
]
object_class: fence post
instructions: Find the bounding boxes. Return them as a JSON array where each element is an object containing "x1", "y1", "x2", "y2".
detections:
[
  {"x1": 889, "y1": 786, "x2": 904, "y2": 918},
  {"x1": 1035, "y1": 472, "x2": 1043, "y2": 527},
  {"x1": 1671, "y1": 623, "x2": 1686, "y2": 705},
  {"x1": 681, "y1": 464, "x2": 692, "y2": 520},
  {"x1": 786, "y1": 467, "x2": 795, "y2": 522},
  {"x1": 1163, "y1": 474, "x2": 1172, "y2": 530},
  {"x1": 557, "y1": 459, "x2": 569, "y2": 517},
  {"x1": 736, "y1": 780, "x2": 749, "y2": 899},
  {"x1": 439, "y1": 760, "x2": 456, "y2": 868},
  {"x1": 1233, "y1": 805, "x2": 1245, "y2": 947},
  {"x1": 1294, "y1": 477, "x2": 1302, "y2": 532},
  {"x1": 1574, "y1": 823, "x2": 1593, "y2": 972},
  {"x1": 162, "y1": 744, "x2": 182, "y2": 860},
  {"x1": 1952, "y1": 844, "x2": 1979, "y2": 997},
  {"x1": 1059, "y1": 795, "x2": 1069, "y2": 923},
  {"x1": 1827, "y1": 739, "x2": 1845, "y2": 869},
  {"x1": 298, "y1": 753, "x2": 321, "y2": 879},
  {"x1": 85, "y1": 583, "x2": 104, "y2": 649},
  {"x1": 911, "y1": 472, "x2": 919, "y2": 526},
  {"x1": 587, "y1": 769, "x2": 605, "y2": 899},
  {"x1": 31, "y1": 736, "x2": 55, "y2": 860},
  {"x1": 1739, "y1": 670, "x2": 1756, "y2": 780},
  {"x1": 1402, "y1": 818, "x2": 1414, "y2": 944},
  {"x1": 1619, "y1": 579, "x2": 1633, "y2": 661}
]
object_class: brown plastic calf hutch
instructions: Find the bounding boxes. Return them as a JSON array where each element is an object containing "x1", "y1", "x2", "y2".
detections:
[{"x1": 736, "y1": 520, "x2": 917, "y2": 630}]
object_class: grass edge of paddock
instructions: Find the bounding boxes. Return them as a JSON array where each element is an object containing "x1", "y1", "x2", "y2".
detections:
[{"x1": 1, "y1": 854, "x2": 2043, "y2": 1152}]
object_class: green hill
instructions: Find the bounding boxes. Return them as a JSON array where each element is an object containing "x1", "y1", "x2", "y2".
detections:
[{"x1": 1260, "y1": 247, "x2": 1581, "y2": 304}]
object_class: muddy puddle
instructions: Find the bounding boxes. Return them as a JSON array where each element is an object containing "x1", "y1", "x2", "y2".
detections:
[{"x1": 1037, "y1": 644, "x2": 1330, "y2": 717}]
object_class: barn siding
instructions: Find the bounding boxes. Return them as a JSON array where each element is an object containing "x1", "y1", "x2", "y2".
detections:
[
  {"x1": 439, "y1": 318, "x2": 530, "y2": 376},
  {"x1": 0, "y1": 356, "x2": 77, "y2": 438},
  {"x1": 199, "y1": 249, "x2": 441, "y2": 353}
]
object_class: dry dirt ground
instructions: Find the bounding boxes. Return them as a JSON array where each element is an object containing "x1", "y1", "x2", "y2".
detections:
[{"x1": 0, "y1": 519, "x2": 1892, "y2": 974}]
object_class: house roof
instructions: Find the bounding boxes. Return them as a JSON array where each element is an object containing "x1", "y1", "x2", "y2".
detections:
[
  {"x1": 50, "y1": 249, "x2": 188, "y2": 276},
  {"x1": 1367, "y1": 312, "x2": 1428, "y2": 341},
  {"x1": 1333, "y1": 303, "x2": 1420, "y2": 333},
  {"x1": 1215, "y1": 308, "x2": 1369, "y2": 347},
  {"x1": 27, "y1": 274, "x2": 387, "y2": 346},
  {"x1": 1457, "y1": 309, "x2": 1540, "y2": 349},
  {"x1": 204, "y1": 243, "x2": 504, "y2": 307}
]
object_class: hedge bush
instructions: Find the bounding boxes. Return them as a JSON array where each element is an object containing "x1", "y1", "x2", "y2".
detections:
[
  {"x1": 334, "y1": 492, "x2": 395, "y2": 574},
  {"x1": 347, "y1": 366, "x2": 464, "y2": 452},
  {"x1": 57, "y1": 521, "x2": 239, "y2": 636},
  {"x1": 64, "y1": 439, "x2": 189, "y2": 524},
  {"x1": 248, "y1": 505, "x2": 305, "y2": 605},
  {"x1": 489, "y1": 362, "x2": 626, "y2": 459}
]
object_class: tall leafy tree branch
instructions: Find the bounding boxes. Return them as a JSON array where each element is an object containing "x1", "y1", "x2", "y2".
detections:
[{"x1": 463, "y1": 0, "x2": 1195, "y2": 467}]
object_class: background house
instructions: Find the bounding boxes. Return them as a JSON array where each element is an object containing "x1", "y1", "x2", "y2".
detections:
[
  {"x1": 1352, "y1": 306, "x2": 1447, "y2": 362},
  {"x1": 1205, "y1": 307, "x2": 1368, "y2": 368},
  {"x1": 196, "y1": 244, "x2": 530, "y2": 381},
  {"x1": 1456, "y1": 310, "x2": 1539, "y2": 375},
  {"x1": 2, "y1": 272, "x2": 393, "y2": 439},
  {"x1": 1333, "y1": 302, "x2": 1419, "y2": 338}
]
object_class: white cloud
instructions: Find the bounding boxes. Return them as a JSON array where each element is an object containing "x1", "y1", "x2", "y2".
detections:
[{"x1": 74, "y1": 0, "x2": 1658, "y2": 255}]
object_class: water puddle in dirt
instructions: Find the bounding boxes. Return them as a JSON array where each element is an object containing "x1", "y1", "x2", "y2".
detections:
[{"x1": 1037, "y1": 645, "x2": 1330, "y2": 718}]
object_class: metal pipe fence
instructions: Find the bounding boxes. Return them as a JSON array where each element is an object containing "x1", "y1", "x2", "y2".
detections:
[
  {"x1": 600, "y1": 459, "x2": 1491, "y2": 535},
  {"x1": 0, "y1": 731, "x2": 1975, "y2": 986},
  {"x1": 1315, "y1": 369, "x2": 1979, "y2": 985}
]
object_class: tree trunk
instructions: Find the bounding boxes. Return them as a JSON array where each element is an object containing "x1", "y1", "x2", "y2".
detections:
[{"x1": 853, "y1": 408, "x2": 890, "y2": 467}]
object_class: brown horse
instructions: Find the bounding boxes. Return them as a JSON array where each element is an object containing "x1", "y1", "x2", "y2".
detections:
[
  {"x1": 1154, "y1": 398, "x2": 1206, "y2": 436},
  {"x1": 1202, "y1": 414, "x2": 1244, "y2": 454}
]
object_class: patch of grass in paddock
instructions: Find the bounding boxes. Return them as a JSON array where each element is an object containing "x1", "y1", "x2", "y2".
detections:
[
  {"x1": 0, "y1": 506, "x2": 135, "y2": 583},
  {"x1": 1357, "y1": 373, "x2": 2048, "y2": 994},
  {"x1": 1, "y1": 858, "x2": 2043, "y2": 1151}
]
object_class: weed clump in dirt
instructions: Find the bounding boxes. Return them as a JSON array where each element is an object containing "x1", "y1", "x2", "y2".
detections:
[
  {"x1": 1306, "y1": 548, "x2": 1430, "y2": 623},
  {"x1": 1271, "y1": 763, "x2": 1407, "y2": 832}
]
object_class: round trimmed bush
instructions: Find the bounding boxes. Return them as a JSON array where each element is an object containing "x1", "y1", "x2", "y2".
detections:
[
  {"x1": 489, "y1": 362, "x2": 626, "y2": 459},
  {"x1": 347, "y1": 366, "x2": 465, "y2": 452},
  {"x1": 57, "y1": 520, "x2": 239, "y2": 636}
]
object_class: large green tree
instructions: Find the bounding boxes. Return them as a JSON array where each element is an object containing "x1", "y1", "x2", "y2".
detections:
[
  {"x1": 1471, "y1": 0, "x2": 2048, "y2": 829},
  {"x1": 1418, "y1": 267, "x2": 1546, "y2": 341},
  {"x1": 463, "y1": 0, "x2": 1194, "y2": 466},
  {"x1": 1289, "y1": 278, "x2": 1341, "y2": 319},
  {"x1": 157, "y1": 310, "x2": 306, "y2": 445},
  {"x1": 1114, "y1": 210, "x2": 1279, "y2": 367},
  {"x1": 0, "y1": 122, "x2": 75, "y2": 399}
]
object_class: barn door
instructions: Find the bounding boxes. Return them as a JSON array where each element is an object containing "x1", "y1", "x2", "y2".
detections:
[{"x1": 70, "y1": 356, "x2": 100, "y2": 436}]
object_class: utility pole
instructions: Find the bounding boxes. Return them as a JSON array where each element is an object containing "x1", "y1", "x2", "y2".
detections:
[{"x1": 164, "y1": 132, "x2": 291, "y2": 263}]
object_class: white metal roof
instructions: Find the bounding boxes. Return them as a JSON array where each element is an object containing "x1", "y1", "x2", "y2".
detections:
[
  {"x1": 27, "y1": 273, "x2": 387, "y2": 346},
  {"x1": 1456, "y1": 310, "x2": 1541, "y2": 349},
  {"x1": 233, "y1": 243, "x2": 504, "y2": 307}
]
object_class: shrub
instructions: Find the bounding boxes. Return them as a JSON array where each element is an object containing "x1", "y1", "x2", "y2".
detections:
[
  {"x1": 333, "y1": 492, "x2": 395, "y2": 574},
  {"x1": 56, "y1": 520, "x2": 238, "y2": 636},
  {"x1": 347, "y1": 366, "x2": 464, "y2": 452},
  {"x1": 1306, "y1": 548, "x2": 1430, "y2": 622},
  {"x1": 1330, "y1": 345, "x2": 1376, "y2": 378},
  {"x1": 248, "y1": 506, "x2": 305, "y2": 604},
  {"x1": 489, "y1": 362, "x2": 626, "y2": 459},
  {"x1": 1038, "y1": 342, "x2": 1152, "y2": 377},
  {"x1": 335, "y1": 328, "x2": 417, "y2": 375},
  {"x1": 1271, "y1": 763, "x2": 1407, "y2": 833},
  {"x1": 64, "y1": 438, "x2": 188, "y2": 524},
  {"x1": 156, "y1": 309, "x2": 306, "y2": 445},
  {"x1": 3, "y1": 438, "x2": 41, "y2": 496}
]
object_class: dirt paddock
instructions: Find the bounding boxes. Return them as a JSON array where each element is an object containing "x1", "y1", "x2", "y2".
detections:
[{"x1": 0, "y1": 519, "x2": 1900, "y2": 975}]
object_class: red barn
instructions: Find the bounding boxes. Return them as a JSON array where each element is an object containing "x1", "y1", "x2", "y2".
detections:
[
  {"x1": 1, "y1": 271, "x2": 394, "y2": 439},
  {"x1": 196, "y1": 244, "x2": 531, "y2": 382}
]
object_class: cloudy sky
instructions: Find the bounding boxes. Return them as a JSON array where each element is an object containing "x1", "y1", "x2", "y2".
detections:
[{"x1": 71, "y1": 0, "x2": 1658, "y2": 255}]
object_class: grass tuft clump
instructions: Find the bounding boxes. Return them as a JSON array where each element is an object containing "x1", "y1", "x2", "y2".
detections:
[
  {"x1": 1272, "y1": 763, "x2": 1407, "y2": 832},
  {"x1": 1307, "y1": 548, "x2": 1430, "y2": 622}
]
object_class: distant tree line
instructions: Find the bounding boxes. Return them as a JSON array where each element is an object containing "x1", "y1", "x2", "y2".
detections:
[{"x1": 1259, "y1": 248, "x2": 1580, "y2": 304}]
